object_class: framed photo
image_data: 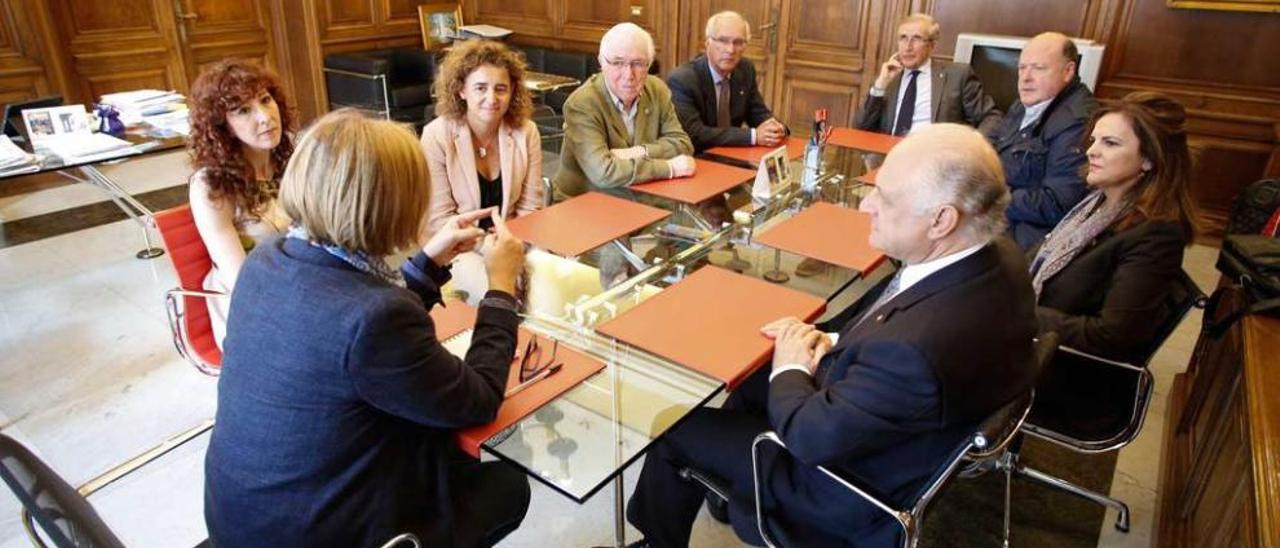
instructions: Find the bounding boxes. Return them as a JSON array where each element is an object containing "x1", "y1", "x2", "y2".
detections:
[
  {"x1": 22, "y1": 105, "x2": 90, "y2": 143},
  {"x1": 419, "y1": 3, "x2": 463, "y2": 50},
  {"x1": 1167, "y1": 0, "x2": 1280, "y2": 12}
]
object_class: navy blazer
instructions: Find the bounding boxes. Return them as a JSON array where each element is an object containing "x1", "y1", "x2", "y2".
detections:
[
  {"x1": 764, "y1": 240, "x2": 1038, "y2": 545},
  {"x1": 988, "y1": 80, "x2": 1098, "y2": 250},
  {"x1": 667, "y1": 55, "x2": 776, "y2": 152},
  {"x1": 204, "y1": 237, "x2": 518, "y2": 547}
]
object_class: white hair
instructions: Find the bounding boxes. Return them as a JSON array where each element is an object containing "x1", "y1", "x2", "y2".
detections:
[
  {"x1": 899, "y1": 13, "x2": 940, "y2": 41},
  {"x1": 599, "y1": 22, "x2": 655, "y2": 62},
  {"x1": 705, "y1": 11, "x2": 751, "y2": 41},
  {"x1": 908, "y1": 124, "x2": 1010, "y2": 242}
]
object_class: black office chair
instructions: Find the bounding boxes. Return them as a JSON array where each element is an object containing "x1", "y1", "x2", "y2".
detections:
[
  {"x1": 324, "y1": 48, "x2": 438, "y2": 131},
  {"x1": 531, "y1": 104, "x2": 564, "y2": 153},
  {"x1": 678, "y1": 336, "x2": 1054, "y2": 548},
  {"x1": 0, "y1": 423, "x2": 211, "y2": 547},
  {"x1": 1005, "y1": 269, "x2": 1206, "y2": 533}
]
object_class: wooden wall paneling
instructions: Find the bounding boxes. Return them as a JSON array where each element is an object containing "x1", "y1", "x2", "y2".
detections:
[
  {"x1": 176, "y1": 0, "x2": 280, "y2": 84},
  {"x1": 467, "y1": 0, "x2": 555, "y2": 39},
  {"x1": 773, "y1": 0, "x2": 881, "y2": 133},
  {"x1": 921, "y1": 0, "x2": 1098, "y2": 60},
  {"x1": 45, "y1": 0, "x2": 188, "y2": 102},
  {"x1": 0, "y1": 0, "x2": 57, "y2": 103}
]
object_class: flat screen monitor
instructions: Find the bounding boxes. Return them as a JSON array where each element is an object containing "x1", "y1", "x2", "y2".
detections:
[
  {"x1": 2, "y1": 95, "x2": 64, "y2": 144},
  {"x1": 954, "y1": 33, "x2": 1105, "y2": 113}
]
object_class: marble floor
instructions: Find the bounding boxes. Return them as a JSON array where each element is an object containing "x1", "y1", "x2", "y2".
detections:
[{"x1": 0, "y1": 149, "x2": 1218, "y2": 547}]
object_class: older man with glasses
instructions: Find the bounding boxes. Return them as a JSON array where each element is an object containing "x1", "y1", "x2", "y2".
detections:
[
  {"x1": 666, "y1": 11, "x2": 786, "y2": 153},
  {"x1": 553, "y1": 22, "x2": 695, "y2": 199},
  {"x1": 854, "y1": 13, "x2": 1000, "y2": 137}
]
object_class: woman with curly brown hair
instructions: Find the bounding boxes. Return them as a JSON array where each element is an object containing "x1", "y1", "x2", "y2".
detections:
[
  {"x1": 420, "y1": 39, "x2": 542, "y2": 236},
  {"x1": 187, "y1": 59, "x2": 295, "y2": 348},
  {"x1": 1031, "y1": 91, "x2": 1198, "y2": 362}
]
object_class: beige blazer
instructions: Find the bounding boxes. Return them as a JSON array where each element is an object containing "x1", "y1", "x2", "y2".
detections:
[{"x1": 420, "y1": 115, "x2": 543, "y2": 234}]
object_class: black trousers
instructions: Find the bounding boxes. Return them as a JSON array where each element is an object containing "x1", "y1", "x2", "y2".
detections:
[
  {"x1": 627, "y1": 368, "x2": 773, "y2": 548},
  {"x1": 433, "y1": 458, "x2": 531, "y2": 547}
]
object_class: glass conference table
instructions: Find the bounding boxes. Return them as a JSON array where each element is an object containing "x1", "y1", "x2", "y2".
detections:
[
  {"x1": 0, "y1": 125, "x2": 187, "y2": 258},
  {"x1": 444, "y1": 140, "x2": 896, "y2": 547}
]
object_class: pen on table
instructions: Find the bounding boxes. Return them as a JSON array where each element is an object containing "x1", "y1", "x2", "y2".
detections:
[{"x1": 505, "y1": 363, "x2": 563, "y2": 397}]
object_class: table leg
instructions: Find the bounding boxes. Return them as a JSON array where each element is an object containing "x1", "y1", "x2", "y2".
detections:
[
  {"x1": 763, "y1": 248, "x2": 790, "y2": 283},
  {"x1": 61, "y1": 165, "x2": 164, "y2": 259},
  {"x1": 614, "y1": 472, "x2": 626, "y2": 547}
]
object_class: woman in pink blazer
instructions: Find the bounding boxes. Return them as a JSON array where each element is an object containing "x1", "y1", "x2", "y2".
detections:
[{"x1": 421, "y1": 40, "x2": 542, "y2": 235}]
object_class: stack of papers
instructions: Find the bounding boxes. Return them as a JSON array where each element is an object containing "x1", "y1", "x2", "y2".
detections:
[
  {"x1": 0, "y1": 135, "x2": 38, "y2": 176},
  {"x1": 459, "y1": 24, "x2": 513, "y2": 39},
  {"x1": 37, "y1": 133, "x2": 134, "y2": 162},
  {"x1": 100, "y1": 89, "x2": 186, "y2": 126}
]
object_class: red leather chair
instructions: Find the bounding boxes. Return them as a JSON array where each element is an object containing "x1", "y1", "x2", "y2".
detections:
[{"x1": 154, "y1": 204, "x2": 223, "y2": 375}]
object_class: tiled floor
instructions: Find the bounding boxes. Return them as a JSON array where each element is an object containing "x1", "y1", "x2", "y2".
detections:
[{"x1": 0, "y1": 150, "x2": 1217, "y2": 547}]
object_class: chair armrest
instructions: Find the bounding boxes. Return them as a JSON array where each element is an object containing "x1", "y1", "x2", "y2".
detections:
[
  {"x1": 379, "y1": 533, "x2": 421, "y2": 548},
  {"x1": 751, "y1": 431, "x2": 909, "y2": 546},
  {"x1": 1056, "y1": 345, "x2": 1145, "y2": 373}
]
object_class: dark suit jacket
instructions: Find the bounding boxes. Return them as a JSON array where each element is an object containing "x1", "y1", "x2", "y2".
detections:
[
  {"x1": 666, "y1": 55, "x2": 776, "y2": 152},
  {"x1": 763, "y1": 240, "x2": 1038, "y2": 545},
  {"x1": 988, "y1": 80, "x2": 1099, "y2": 250},
  {"x1": 854, "y1": 60, "x2": 1001, "y2": 136},
  {"x1": 1036, "y1": 220, "x2": 1187, "y2": 363},
  {"x1": 204, "y1": 238, "x2": 518, "y2": 547}
]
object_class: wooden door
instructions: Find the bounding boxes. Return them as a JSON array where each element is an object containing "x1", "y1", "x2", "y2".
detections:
[
  {"x1": 172, "y1": 0, "x2": 280, "y2": 82},
  {"x1": 684, "y1": 0, "x2": 784, "y2": 110},
  {"x1": 770, "y1": 0, "x2": 889, "y2": 135},
  {"x1": 45, "y1": 0, "x2": 189, "y2": 102}
]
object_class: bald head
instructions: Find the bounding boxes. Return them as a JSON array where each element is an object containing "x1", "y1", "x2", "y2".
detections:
[
  {"x1": 861, "y1": 124, "x2": 1008, "y2": 262},
  {"x1": 1017, "y1": 32, "x2": 1078, "y2": 106}
]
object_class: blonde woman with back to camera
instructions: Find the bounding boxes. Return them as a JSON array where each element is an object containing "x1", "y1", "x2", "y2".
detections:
[{"x1": 204, "y1": 110, "x2": 530, "y2": 547}]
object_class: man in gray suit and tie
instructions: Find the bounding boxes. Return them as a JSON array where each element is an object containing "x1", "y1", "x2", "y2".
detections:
[{"x1": 854, "y1": 13, "x2": 1000, "y2": 136}]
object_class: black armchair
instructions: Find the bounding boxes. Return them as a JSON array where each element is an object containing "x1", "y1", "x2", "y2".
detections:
[{"x1": 324, "y1": 48, "x2": 438, "y2": 130}]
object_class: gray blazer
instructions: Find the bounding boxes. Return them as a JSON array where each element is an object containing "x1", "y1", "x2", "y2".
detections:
[{"x1": 854, "y1": 59, "x2": 1001, "y2": 135}]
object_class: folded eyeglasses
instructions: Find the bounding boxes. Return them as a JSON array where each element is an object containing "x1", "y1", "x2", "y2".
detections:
[{"x1": 519, "y1": 335, "x2": 561, "y2": 382}]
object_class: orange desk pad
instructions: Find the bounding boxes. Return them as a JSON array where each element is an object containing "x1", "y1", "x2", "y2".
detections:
[
  {"x1": 855, "y1": 167, "x2": 879, "y2": 185},
  {"x1": 432, "y1": 302, "x2": 605, "y2": 457},
  {"x1": 594, "y1": 266, "x2": 826, "y2": 390},
  {"x1": 704, "y1": 137, "x2": 806, "y2": 167},
  {"x1": 631, "y1": 159, "x2": 755, "y2": 204},
  {"x1": 828, "y1": 128, "x2": 902, "y2": 154},
  {"x1": 506, "y1": 192, "x2": 670, "y2": 257},
  {"x1": 754, "y1": 202, "x2": 888, "y2": 273}
]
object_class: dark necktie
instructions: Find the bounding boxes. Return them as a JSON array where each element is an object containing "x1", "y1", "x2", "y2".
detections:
[
  {"x1": 854, "y1": 270, "x2": 903, "y2": 328},
  {"x1": 893, "y1": 70, "x2": 921, "y2": 136},
  {"x1": 716, "y1": 80, "x2": 731, "y2": 127}
]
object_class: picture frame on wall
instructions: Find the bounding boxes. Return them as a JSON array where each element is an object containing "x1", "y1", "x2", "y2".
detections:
[
  {"x1": 419, "y1": 3, "x2": 463, "y2": 50},
  {"x1": 1167, "y1": 0, "x2": 1280, "y2": 12}
]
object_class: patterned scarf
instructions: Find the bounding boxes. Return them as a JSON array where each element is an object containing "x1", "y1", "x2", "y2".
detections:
[
  {"x1": 1030, "y1": 190, "x2": 1132, "y2": 296},
  {"x1": 287, "y1": 225, "x2": 405, "y2": 288}
]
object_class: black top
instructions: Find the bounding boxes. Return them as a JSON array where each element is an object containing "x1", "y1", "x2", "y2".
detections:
[{"x1": 477, "y1": 171, "x2": 502, "y2": 230}]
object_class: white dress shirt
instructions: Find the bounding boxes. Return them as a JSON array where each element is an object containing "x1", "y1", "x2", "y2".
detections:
[
  {"x1": 769, "y1": 242, "x2": 986, "y2": 382},
  {"x1": 707, "y1": 59, "x2": 756, "y2": 144},
  {"x1": 1020, "y1": 99, "x2": 1053, "y2": 130},
  {"x1": 606, "y1": 86, "x2": 639, "y2": 140},
  {"x1": 870, "y1": 59, "x2": 933, "y2": 134}
]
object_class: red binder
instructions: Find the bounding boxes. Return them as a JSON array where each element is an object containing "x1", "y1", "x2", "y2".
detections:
[
  {"x1": 855, "y1": 167, "x2": 879, "y2": 185},
  {"x1": 754, "y1": 202, "x2": 887, "y2": 273},
  {"x1": 431, "y1": 302, "x2": 606, "y2": 458},
  {"x1": 828, "y1": 128, "x2": 902, "y2": 154},
  {"x1": 631, "y1": 159, "x2": 755, "y2": 204},
  {"x1": 704, "y1": 137, "x2": 805, "y2": 167},
  {"x1": 594, "y1": 266, "x2": 826, "y2": 389},
  {"x1": 505, "y1": 192, "x2": 670, "y2": 257}
]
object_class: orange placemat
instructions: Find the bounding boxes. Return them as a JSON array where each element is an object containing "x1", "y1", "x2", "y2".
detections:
[
  {"x1": 754, "y1": 202, "x2": 887, "y2": 273},
  {"x1": 631, "y1": 159, "x2": 755, "y2": 204},
  {"x1": 828, "y1": 128, "x2": 902, "y2": 154},
  {"x1": 594, "y1": 266, "x2": 826, "y2": 389},
  {"x1": 704, "y1": 137, "x2": 805, "y2": 167},
  {"x1": 854, "y1": 167, "x2": 879, "y2": 185},
  {"x1": 506, "y1": 192, "x2": 670, "y2": 257}
]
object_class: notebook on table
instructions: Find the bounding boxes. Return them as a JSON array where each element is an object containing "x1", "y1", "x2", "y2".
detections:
[
  {"x1": 505, "y1": 192, "x2": 670, "y2": 257},
  {"x1": 631, "y1": 159, "x2": 755, "y2": 205},
  {"x1": 704, "y1": 136, "x2": 805, "y2": 167},
  {"x1": 753, "y1": 201, "x2": 887, "y2": 273},
  {"x1": 430, "y1": 301, "x2": 606, "y2": 458},
  {"x1": 594, "y1": 266, "x2": 826, "y2": 389},
  {"x1": 828, "y1": 128, "x2": 902, "y2": 154}
]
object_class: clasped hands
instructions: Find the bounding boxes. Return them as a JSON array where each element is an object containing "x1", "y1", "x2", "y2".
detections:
[
  {"x1": 756, "y1": 118, "x2": 787, "y2": 148},
  {"x1": 761, "y1": 316, "x2": 832, "y2": 375},
  {"x1": 421, "y1": 207, "x2": 525, "y2": 295}
]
